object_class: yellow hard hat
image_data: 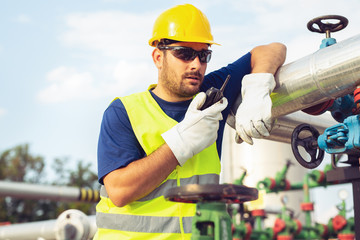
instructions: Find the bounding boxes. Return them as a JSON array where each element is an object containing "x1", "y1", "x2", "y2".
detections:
[{"x1": 149, "y1": 4, "x2": 219, "y2": 47}]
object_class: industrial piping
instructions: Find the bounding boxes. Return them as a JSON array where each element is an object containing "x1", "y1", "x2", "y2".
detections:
[
  {"x1": 0, "y1": 181, "x2": 100, "y2": 203},
  {"x1": 227, "y1": 33, "x2": 360, "y2": 142},
  {"x1": 271, "y1": 33, "x2": 360, "y2": 117},
  {"x1": 0, "y1": 210, "x2": 96, "y2": 240}
]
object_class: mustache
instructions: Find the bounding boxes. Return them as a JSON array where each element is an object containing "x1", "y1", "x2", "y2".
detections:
[{"x1": 182, "y1": 71, "x2": 203, "y2": 79}]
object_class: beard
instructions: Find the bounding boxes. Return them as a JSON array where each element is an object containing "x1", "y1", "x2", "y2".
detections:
[{"x1": 160, "y1": 57, "x2": 204, "y2": 99}]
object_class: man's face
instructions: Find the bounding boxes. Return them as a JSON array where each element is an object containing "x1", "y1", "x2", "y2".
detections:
[{"x1": 158, "y1": 42, "x2": 209, "y2": 100}]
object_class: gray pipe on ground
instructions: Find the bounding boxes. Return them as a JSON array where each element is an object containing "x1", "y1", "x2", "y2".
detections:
[{"x1": 0, "y1": 210, "x2": 96, "y2": 240}]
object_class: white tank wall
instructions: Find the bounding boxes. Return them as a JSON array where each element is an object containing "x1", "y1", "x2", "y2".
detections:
[{"x1": 221, "y1": 124, "x2": 308, "y2": 226}]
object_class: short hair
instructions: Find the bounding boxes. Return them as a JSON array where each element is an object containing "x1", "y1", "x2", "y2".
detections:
[{"x1": 157, "y1": 39, "x2": 179, "y2": 47}]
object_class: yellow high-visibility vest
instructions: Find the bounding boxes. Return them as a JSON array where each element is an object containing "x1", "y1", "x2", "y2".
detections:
[{"x1": 94, "y1": 88, "x2": 221, "y2": 240}]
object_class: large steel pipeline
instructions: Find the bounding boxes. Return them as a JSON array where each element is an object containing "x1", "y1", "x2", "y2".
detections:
[
  {"x1": 228, "y1": 33, "x2": 360, "y2": 142},
  {"x1": 0, "y1": 181, "x2": 100, "y2": 203},
  {"x1": 271, "y1": 33, "x2": 360, "y2": 117}
]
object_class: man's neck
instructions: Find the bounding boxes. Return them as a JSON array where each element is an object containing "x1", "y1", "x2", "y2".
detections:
[{"x1": 151, "y1": 85, "x2": 192, "y2": 102}]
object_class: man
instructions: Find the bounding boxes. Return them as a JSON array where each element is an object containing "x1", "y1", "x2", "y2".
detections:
[{"x1": 94, "y1": 4, "x2": 286, "y2": 239}]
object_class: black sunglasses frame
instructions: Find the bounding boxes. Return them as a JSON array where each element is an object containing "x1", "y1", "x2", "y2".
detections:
[{"x1": 157, "y1": 46, "x2": 212, "y2": 63}]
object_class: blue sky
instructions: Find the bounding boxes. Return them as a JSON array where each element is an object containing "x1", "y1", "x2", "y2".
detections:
[{"x1": 1, "y1": 0, "x2": 360, "y2": 223}]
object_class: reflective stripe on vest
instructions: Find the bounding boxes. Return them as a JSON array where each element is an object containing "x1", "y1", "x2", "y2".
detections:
[
  {"x1": 99, "y1": 173, "x2": 219, "y2": 201},
  {"x1": 96, "y1": 212, "x2": 193, "y2": 233},
  {"x1": 95, "y1": 88, "x2": 221, "y2": 239}
]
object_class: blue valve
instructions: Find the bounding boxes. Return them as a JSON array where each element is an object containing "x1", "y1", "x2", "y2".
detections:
[
  {"x1": 320, "y1": 37, "x2": 337, "y2": 49},
  {"x1": 318, "y1": 115, "x2": 360, "y2": 155}
]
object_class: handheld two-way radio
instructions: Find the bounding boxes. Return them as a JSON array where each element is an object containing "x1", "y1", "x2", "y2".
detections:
[{"x1": 200, "y1": 74, "x2": 231, "y2": 110}]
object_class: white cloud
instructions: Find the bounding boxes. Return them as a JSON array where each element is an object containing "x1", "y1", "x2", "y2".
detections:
[
  {"x1": 60, "y1": 11, "x2": 156, "y2": 60},
  {"x1": 101, "y1": 0, "x2": 130, "y2": 3},
  {"x1": 41, "y1": 10, "x2": 161, "y2": 103},
  {"x1": 38, "y1": 61, "x2": 156, "y2": 104},
  {"x1": 38, "y1": 10, "x2": 162, "y2": 104},
  {"x1": 37, "y1": 66, "x2": 99, "y2": 103},
  {"x1": 14, "y1": 14, "x2": 31, "y2": 24},
  {"x1": 0, "y1": 108, "x2": 7, "y2": 117},
  {"x1": 110, "y1": 60, "x2": 156, "y2": 93}
]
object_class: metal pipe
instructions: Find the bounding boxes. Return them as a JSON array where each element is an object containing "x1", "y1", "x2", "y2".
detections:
[
  {"x1": 0, "y1": 219, "x2": 58, "y2": 240},
  {"x1": 228, "y1": 33, "x2": 360, "y2": 142},
  {"x1": 0, "y1": 210, "x2": 96, "y2": 240},
  {"x1": 0, "y1": 181, "x2": 100, "y2": 203},
  {"x1": 227, "y1": 110, "x2": 337, "y2": 144},
  {"x1": 266, "y1": 111, "x2": 337, "y2": 143},
  {"x1": 271, "y1": 33, "x2": 360, "y2": 117}
]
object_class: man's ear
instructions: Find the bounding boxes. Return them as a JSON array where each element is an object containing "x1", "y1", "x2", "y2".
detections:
[{"x1": 152, "y1": 48, "x2": 163, "y2": 69}]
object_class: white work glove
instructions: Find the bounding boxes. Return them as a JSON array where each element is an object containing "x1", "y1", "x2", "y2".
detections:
[
  {"x1": 235, "y1": 73, "x2": 276, "y2": 145},
  {"x1": 162, "y1": 92, "x2": 228, "y2": 166}
]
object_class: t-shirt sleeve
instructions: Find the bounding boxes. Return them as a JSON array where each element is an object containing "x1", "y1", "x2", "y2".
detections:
[{"x1": 97, "y1": 98, "x2": 145, "y2": 184}]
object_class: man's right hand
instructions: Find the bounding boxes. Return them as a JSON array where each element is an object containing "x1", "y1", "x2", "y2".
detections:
[{"x1": 162, "y1": 92, "x2": 228, "y2": 166}]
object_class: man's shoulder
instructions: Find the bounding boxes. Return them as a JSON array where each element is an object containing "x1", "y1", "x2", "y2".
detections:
[
  {"x1": 107, "y1": 97, "x2": 125, "y2": 111},
  {"x1": 108, "y1": 90, "x2": 149, "y2": 107},
  {"x1": 119, "y1": 90, "x2": 151, "y2": 103}
]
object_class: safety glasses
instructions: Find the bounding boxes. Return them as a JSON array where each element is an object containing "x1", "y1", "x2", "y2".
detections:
[{"x1": 157, "y1": 46, "x2": 212, "y2": 63}]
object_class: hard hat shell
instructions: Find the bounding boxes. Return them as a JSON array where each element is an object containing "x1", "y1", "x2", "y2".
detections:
[{"x1": 149, "y1": 4, "x2": 219, "y2": 46}]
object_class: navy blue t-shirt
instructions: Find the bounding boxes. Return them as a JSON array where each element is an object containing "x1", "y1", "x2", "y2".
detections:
[{"x1": 97, "y1": 52, "x2": 252, "y2": 184}]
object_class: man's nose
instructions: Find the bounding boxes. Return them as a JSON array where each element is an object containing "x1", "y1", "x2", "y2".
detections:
[{"x1": 189, "y1": 55, "x2": 202, "y2": 70}]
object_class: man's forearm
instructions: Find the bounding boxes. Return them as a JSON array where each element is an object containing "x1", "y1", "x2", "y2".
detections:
[
  {"x1": 103, "y1": 143, "x2": 178, "y2": 207},
  {"x1": 250, "y1": 42, "x2": 286, "y2": 74}
]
